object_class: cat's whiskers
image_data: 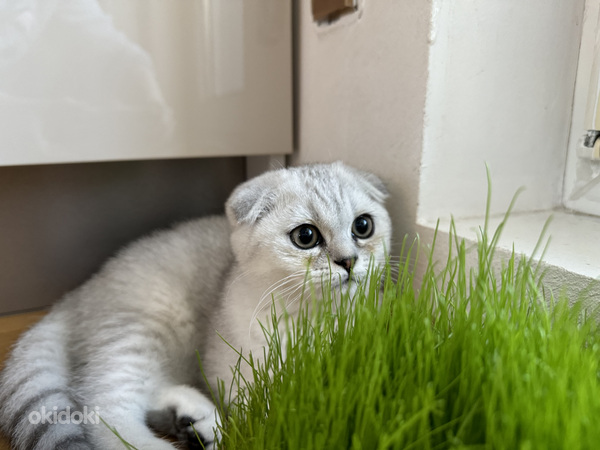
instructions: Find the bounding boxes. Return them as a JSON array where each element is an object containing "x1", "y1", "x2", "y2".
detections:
[
  {"x1": 257, "y1": 270, "x2": 308, "y2": 307},
  {"x1": 276, "y1": 278, "x2": 307, "y2": 300},
  {"x1": 224, "y1": 268, "x2": 257, "y2": 299},
  {"x1": 248, "y1": 270, "x2": 307, "y2": 336},
  {"x1": 230, "y1": 268, "x2": 255, "y2": 285},
  {"x1": 266, "y1": 279, "x2": 306, "y2": 313},
  {"x1": 283, "y1": 282, "x2": 309, "y2": 312}
]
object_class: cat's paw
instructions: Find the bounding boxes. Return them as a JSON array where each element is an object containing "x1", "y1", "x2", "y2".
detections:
[
  {"x1": 147, "y1": 385, "x2": 220, "y2": 449},
  {"x1": 176, "y1": 413, "x2": 219, "y2": 450}
]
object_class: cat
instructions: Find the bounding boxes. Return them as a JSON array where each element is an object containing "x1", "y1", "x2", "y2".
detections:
[{"x1": 0, "y1": 162, "x2": 392, "y2": 450}]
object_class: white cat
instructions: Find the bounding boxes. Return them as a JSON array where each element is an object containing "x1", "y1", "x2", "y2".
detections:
[{"x1": 0, "y1": 162, "x2": 392, "y2": 449}]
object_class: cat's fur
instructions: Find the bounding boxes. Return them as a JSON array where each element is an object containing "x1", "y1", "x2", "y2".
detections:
[{"x1": 0, "y1": 162, "x2": 392, "y2": 450}]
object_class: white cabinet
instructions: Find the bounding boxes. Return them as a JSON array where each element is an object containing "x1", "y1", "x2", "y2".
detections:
[{"x1": 0, "y1": 0, "x2": 292, "y2": 166}]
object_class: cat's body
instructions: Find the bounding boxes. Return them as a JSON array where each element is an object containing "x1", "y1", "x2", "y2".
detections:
[{"x1": 0, "y1": 162, "x2": 392, "y2": 449}]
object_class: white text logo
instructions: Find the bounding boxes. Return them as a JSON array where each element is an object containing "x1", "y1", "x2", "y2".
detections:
[{"x1": 28, "y1": 406, "x2": 100, "y2": 425}]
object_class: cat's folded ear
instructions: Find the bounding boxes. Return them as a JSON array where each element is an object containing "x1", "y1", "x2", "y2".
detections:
[
  {"x1": 345, "y1": 165, "x2": 389, "y2": 204},
  {"x1": 225, "y1": 171, "x2": 280, "y2": 226}
]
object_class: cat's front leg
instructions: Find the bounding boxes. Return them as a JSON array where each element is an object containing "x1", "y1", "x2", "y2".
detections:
[{"x1": 146, "y1": 384, "x2": 221, "y2": 449}]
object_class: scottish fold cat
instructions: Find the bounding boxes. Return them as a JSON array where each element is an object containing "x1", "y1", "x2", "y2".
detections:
[{"x1": 0, "y1": 162, "x2": 392, "y2": 449}]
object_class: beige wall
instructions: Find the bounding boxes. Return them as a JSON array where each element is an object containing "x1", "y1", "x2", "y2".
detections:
[
  {"x1": 291, "y1": 1, "x2": 432, "y2": 248},
  {"x1": 0, "y1": 158, "x2": 245, "y2": 315}
]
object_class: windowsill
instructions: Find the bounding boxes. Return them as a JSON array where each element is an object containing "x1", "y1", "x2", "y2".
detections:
[{"x1": 417, "y1": 209, "x2": 600, "y2": 302}]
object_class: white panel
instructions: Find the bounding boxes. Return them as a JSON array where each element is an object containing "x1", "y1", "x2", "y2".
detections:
[
  {"x1": 0, "y1": 0, "x2": 292, "y2": 166},
  {"x1": 211, "y1": 0, "x2": 244, "y2": 96}
]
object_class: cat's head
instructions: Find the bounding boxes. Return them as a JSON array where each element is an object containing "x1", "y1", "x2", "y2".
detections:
[{"x1": 225, "y1": 162, "x2": 392, "y2": 302}]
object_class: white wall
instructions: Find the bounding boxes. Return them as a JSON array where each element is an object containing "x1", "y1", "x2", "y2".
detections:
[{"x1": 418, "y1": 0, "x2": 584, "y2": 225}]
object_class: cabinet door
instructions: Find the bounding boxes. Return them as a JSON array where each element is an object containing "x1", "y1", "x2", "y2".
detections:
[{"x1": 0, "y1": 0, "x2": 292, "y2": 165}]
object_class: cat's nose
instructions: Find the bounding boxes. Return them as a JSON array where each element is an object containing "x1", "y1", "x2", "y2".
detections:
[{"x1": 334, "y1": 256, "x2": 357, "y2": 274}]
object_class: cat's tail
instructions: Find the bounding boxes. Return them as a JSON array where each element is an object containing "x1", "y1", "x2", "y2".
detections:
[{"x1": 0, "y1": 308, "x2": 92, "y2": 450}]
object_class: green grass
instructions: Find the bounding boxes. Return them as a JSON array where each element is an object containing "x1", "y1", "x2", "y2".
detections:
[{"x1": 217, "y1": 212, "x2": 600, "y2": 449}]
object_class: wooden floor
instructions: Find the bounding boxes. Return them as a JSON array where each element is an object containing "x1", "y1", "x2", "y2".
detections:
[{"x1": 0, "y1": 310, "x2": 47, "y2": 450}]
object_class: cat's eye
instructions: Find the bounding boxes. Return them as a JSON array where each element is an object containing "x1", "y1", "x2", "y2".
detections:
[
  {"x1": 290, "y1": 224, "x2": 321, "y2": 249},
  {"x1": 352, "y1": 215, "x2": 374, "y2": 239}
]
